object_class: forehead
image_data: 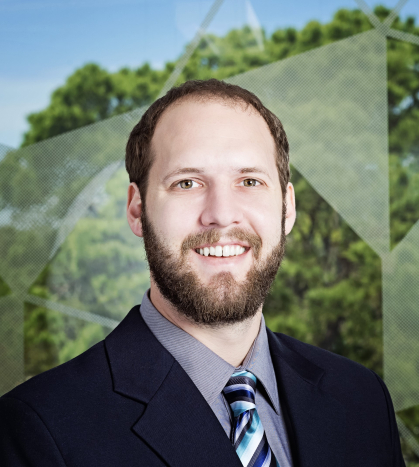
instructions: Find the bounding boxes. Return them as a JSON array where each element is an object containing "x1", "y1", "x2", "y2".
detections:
[{"x1": 151, "y1": 97, "x2": 277, "y2": 177}]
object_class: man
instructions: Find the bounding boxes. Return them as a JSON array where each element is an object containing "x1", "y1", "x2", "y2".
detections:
[{"x1": 0, "y1": 79, "x2": 405, "y2": 466}]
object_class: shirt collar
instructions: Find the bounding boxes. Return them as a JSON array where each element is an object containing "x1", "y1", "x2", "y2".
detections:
[
  {"x1": 139, "y1": 288, "x2": 280, "y2": 414},
  {"x1": 237, "y1": 313, "x2": 280, "y2": 414}
]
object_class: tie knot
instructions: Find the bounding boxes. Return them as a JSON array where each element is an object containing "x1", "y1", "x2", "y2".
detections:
[{"x1": 222, "y1": 370, "x2": 257, "y2": 419}]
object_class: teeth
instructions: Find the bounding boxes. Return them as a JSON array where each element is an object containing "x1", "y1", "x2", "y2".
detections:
[{"x1": 195, "y1": 245, "x2": 246, "y2": 257}]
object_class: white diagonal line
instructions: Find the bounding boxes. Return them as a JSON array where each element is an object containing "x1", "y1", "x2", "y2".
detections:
[
  {"x1": 387, "y1": 27, "x2": 419, "y2": 45},
  {"x1": 22, "y1": 293, "x2": 120, "y2": 329},
  {"x1": 353, "y1": 0, "x2": 382, "y2": 27},
  {"x1": 157, "y1": 0, "x2": 224, "y2": 98},
  {"x1": 383, "y1": 0, "x2": 410, "y2": 27},
  {"x1": 353, "y1": 0, "x2": 389, "y2": 35}
]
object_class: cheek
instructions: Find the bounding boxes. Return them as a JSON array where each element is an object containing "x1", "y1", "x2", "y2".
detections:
[
  {"x1": 157, "y1": 200, "x2": 196, "y2": 239},
  {"x1": 246, "y1": 203, "x2": 283, "y2": 251},
  {"x1": 247, "y1": 198, "x2": 282, "y2": 228}
]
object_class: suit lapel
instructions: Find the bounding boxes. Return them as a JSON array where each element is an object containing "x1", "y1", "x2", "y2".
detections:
[
  {"x1": 133, "y1": 360, "x2": 242, "y2": 467},
  {"x1": 267, "y1": 328, "x2": 346, "y2": 467},
  {"x1": 105, "y1": 306, "x2": 346, "y2": 467},
  {"x1": 105, "y1": 306, "x2": 242, "y2": 467}
]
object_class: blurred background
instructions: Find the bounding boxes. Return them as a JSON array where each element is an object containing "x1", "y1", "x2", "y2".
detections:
[{"x1": 1, "y1": 0, "x2": 419, "y2": 463}]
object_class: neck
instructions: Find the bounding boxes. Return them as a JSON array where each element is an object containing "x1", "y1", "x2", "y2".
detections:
[{"x1": 149, "y1": 285, "x2": 263, "y2": 367}]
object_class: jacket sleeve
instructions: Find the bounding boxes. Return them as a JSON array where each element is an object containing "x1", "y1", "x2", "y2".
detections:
[
  {"x1": 0, "y1": 396, "x2": 67, "y2": 467},
  {"x1": 370, "y1": 371, "x2": 406, "y2": 467}
]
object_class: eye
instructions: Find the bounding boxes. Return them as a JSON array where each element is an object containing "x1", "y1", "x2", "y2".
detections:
[
  {"x1": 176, "y1": 179, "x2": 200, "y2": 189},
  {"x1": 174, "y1": 178, "x2": 262, "y2": 190},
  {"x1": 242, "y1": 179, "x2": 261, "y2": 187}
]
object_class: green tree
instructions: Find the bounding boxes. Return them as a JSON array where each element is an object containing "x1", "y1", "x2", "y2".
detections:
[
  {"x1": 22, "y1": 63, "x2": 172, "y2": 146},
  {"x1": 13, "y1": 0, "x2": 418, "y2": 386},
  {"x1": 2, "y1": 5, "x2": 419, "y2": 463}
]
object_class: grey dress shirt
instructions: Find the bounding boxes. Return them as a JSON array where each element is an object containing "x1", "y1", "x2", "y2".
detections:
[{"x1": 140, "y1": 288, "x2": 293, "y2": 467}]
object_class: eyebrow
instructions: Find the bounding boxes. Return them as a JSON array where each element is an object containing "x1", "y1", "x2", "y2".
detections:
[{"x1": 162, "y1": 166, "x2": 272, "y2": 183}]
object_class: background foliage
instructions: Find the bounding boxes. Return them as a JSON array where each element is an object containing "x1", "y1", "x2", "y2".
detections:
[{"x1": 1, "y1": 4, "x2": 418, "y2": 464}]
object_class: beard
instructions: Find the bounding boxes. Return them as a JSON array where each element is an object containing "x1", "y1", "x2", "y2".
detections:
[{"x1": 140, "y1": 201, "x2": 287, "y2": 327}]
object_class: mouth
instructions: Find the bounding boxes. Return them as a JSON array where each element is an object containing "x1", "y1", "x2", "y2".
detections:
[{"x1": 192, "y1": 246, "x2": 251, "y2": 264}]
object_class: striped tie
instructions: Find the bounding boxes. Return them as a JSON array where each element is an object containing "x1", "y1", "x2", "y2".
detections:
[{"x1": 223, "y1": 370, "x2": 280, "y2": 467}]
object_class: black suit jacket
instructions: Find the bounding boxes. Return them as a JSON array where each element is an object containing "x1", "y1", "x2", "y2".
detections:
[{"x1": 0, "y1": 305, "x2": 405, "y2": 466}]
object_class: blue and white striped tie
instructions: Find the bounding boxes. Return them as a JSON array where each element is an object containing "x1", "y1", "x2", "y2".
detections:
[{"x1": 223, "y1": 370, "x2": 280, "y2": 467}]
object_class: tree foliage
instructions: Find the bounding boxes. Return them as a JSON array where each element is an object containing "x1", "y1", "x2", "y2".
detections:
[{"x1": 1, "y1": 5, "x2": 419, "y2": 463}]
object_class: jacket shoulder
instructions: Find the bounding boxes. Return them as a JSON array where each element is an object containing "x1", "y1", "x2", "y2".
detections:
[
  {"x1": 1, "y1": 340, "x2": 109, "y2": 407},
  {"x1": 270, "y1": 331, "x2": 385, "y2": 400},
  {"x1": 269, "y1": 332, "x2": 405, "y2": 466}
]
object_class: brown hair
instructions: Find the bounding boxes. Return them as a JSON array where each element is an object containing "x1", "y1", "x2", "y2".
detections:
[{"x1": 125, "y1": 79, "x2": 290, "y2": 210}]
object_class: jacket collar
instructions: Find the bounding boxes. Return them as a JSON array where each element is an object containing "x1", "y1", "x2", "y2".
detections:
[
  {"x1": 105, "y1": 306, "x2": 346, "y2": 467},
  {"x1": 105, "y1": 304, "x2": 174, "y2": 404},
  {"x1": 267, "y1": 327, "x2": 346, "y2": 467},
  {"x1": 140, "y1": 288, "x2": 280, "y2": 414},
  {"x1": 105, "y1": 305, "x2": 242, "y2": 467}
]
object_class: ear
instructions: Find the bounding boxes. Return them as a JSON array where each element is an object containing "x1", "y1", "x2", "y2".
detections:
[
  {"x1": 284, "y1": 182, "x2": 296, "y2": 235},
  {"x1": 127, "y1": 182, "x2": 144, "y2": 238}
]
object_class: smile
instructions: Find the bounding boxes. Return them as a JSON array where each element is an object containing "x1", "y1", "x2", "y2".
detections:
[
  {"x1": 195, "y1": 245, "x2": 248, "y2": 257},
  {"x1": 193, "y1": 247, "x2": 250, "y2": 263}
]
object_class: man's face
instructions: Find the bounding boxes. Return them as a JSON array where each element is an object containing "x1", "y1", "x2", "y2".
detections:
[{"x1": 128, "y1": 98, "x2": 295, "y2": 326}]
